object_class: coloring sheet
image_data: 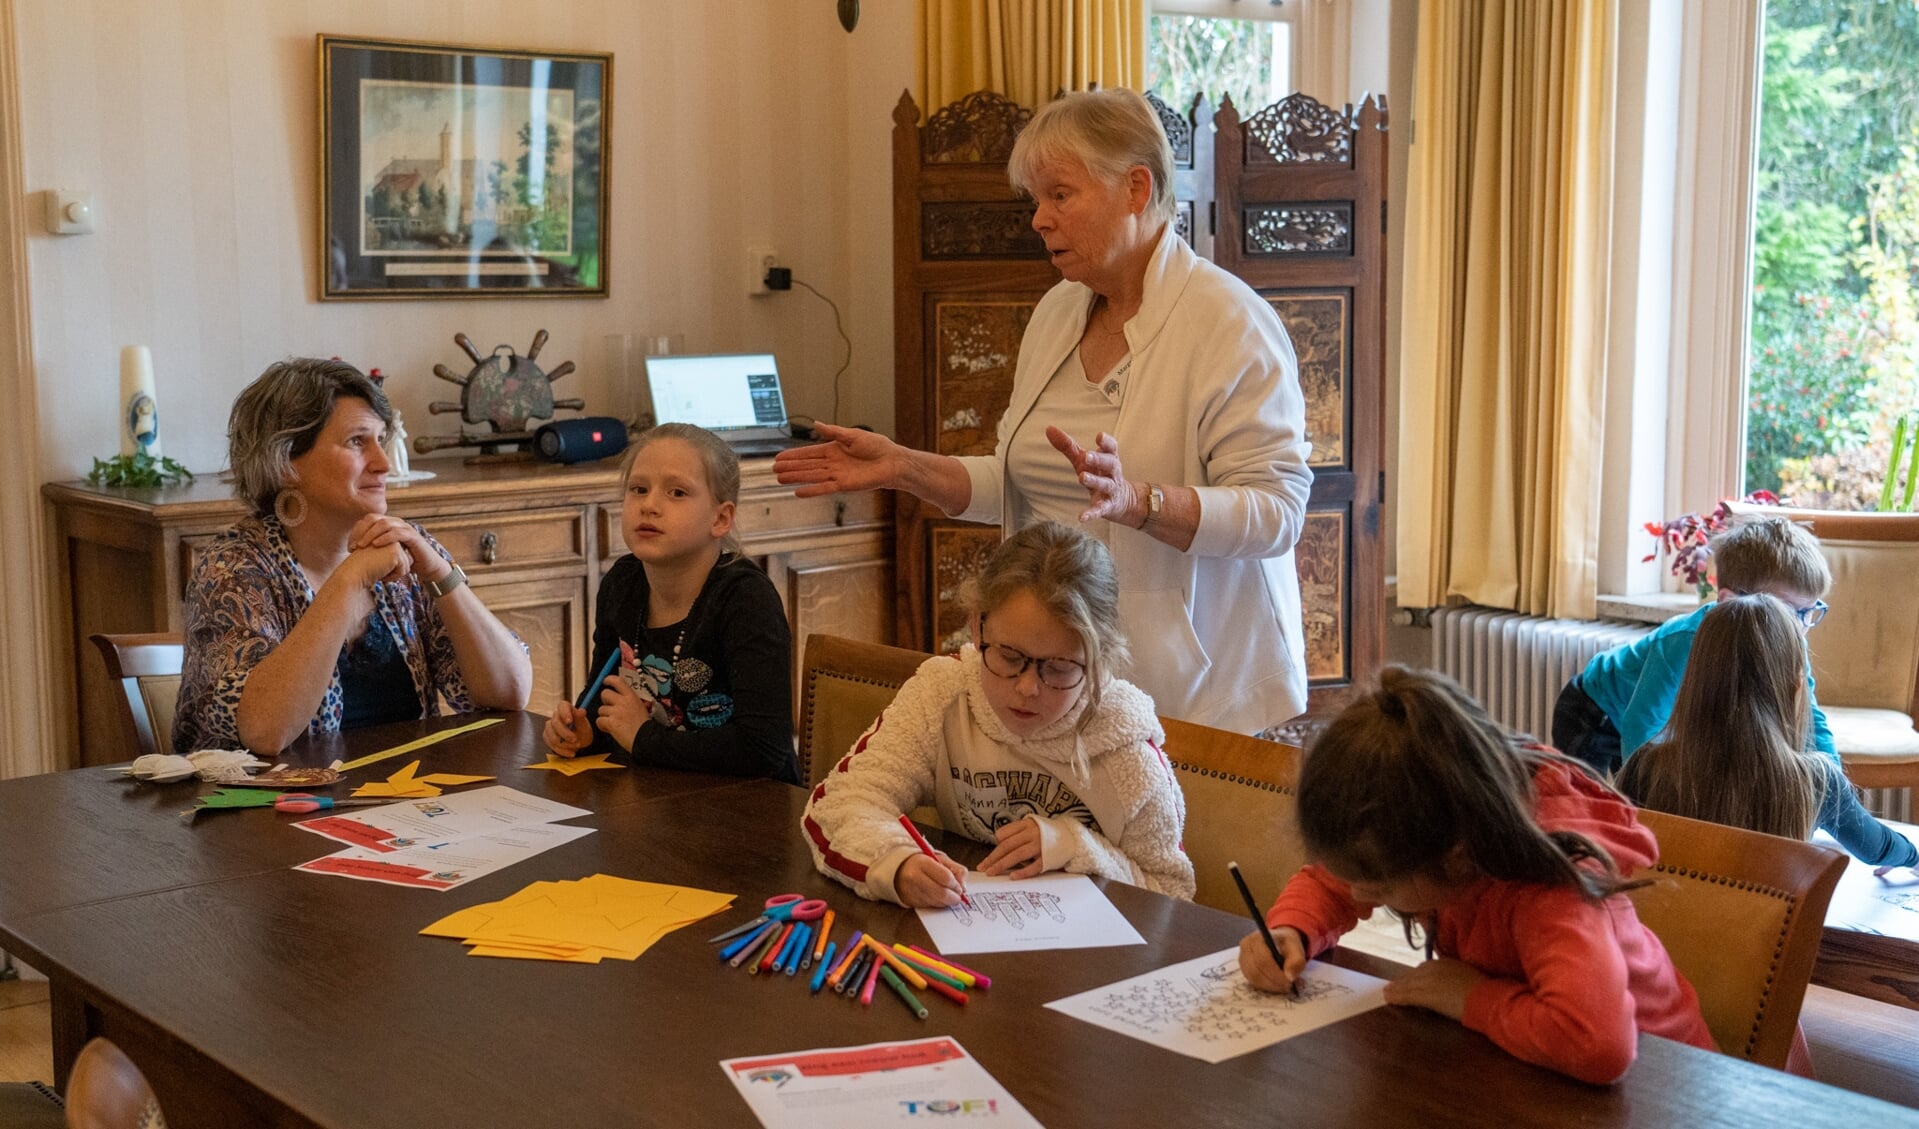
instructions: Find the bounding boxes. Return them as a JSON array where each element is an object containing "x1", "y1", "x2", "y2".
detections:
[
  {"x1": 1045, "y1": 948, "x2": 1387, "y2": 1063},
  {"x1": 1817, "y1": 822, "x2": 1919, "y2": 940},
  {"x1": 721, "y1": 1037, "x2": 1042, "y2": 1129},
  {"x1": 915, "y1": 872, "x2": 1145, "y2": 955}
]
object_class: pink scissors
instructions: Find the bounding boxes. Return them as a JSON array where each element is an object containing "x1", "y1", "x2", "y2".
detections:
[{"x1": 706, "y1": 893, "x2": 829, "y2": 944}]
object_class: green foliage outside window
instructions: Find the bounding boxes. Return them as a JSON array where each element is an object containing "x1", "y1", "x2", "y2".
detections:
[
  {"x1": 1749, "y1": 1, "x2": 1919, "y2": 508},
  {"x1": 1147, "y1": 15, "x2": 1287, "y2": 118}
]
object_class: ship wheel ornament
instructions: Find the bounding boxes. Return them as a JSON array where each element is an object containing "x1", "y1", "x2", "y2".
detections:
[{"x1": 414, "y1": 329, "x2": 582, "y2": 458}]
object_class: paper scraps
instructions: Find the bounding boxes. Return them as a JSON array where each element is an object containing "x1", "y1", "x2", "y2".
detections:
[
  {"x1": 524, "y1": 753, "x2": 622, "y2": 776},
  {"x1": 350, "y1": 759, "x2": 496, "y2": 799},
  {"x1": 184, "y1": 787, "x2": 282, "y2": 817},
  {"x1": 422, "y1": 875, "x2": 735, "y2": 962}
]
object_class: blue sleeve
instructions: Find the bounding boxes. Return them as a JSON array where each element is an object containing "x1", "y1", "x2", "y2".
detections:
[
  {"x1": 1613, "y1": 632, "x2": 1691, "y2": 760},
  {"x1": 1805, "y1": 674, "x2": 1838, "y2": 763},
  {"x1": 1817, "y1": 762, "x2": 1919, "y2": 868}
]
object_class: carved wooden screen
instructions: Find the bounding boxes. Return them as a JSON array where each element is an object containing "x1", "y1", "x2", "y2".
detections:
[
  {"x1": 892, "y1": 91, "x2": 1222, "y2": 651},
  {"x1": 1213, "y1": 93, "x2": 1388, "y2": 721},
  {"x1": 892, "y1": 91, "x2": 1054, "y2": 650}
]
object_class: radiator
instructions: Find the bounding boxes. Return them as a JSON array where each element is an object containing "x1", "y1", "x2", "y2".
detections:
[
  {"x1": 1428, "y1": 606, "x2": 1911, "y2": 821},
  {"x1": 1429, "y1": 607, "x2": 1653, "y2": 744}
]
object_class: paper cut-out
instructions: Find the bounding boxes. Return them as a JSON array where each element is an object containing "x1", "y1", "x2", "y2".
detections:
[{"x1": 524, "y1": 753, "x2": 622, "y2": 776}]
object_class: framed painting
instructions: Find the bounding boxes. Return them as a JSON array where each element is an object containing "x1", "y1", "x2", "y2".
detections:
[{"x1": 318, "y1": 35, "x2": 611, "y2": 299}]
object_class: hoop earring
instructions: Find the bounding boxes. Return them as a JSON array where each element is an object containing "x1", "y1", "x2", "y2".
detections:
[{"x1": 274, "y1": 488, "x2": 307, "y2": 528}]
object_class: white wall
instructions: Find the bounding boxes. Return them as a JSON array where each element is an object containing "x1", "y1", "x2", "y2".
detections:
[{"x1": 20, "y1": 0, "x2": 914, "y2": 481}]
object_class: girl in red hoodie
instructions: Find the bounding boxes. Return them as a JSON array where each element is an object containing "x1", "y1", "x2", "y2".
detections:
[{"x1": 1237, "y1": 666, "x2": 1714, "y2": 1084}]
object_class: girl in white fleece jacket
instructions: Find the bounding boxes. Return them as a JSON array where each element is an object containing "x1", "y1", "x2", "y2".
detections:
[{"x1": 803, "y1": 522, "x2": 1194, "y2": 908}]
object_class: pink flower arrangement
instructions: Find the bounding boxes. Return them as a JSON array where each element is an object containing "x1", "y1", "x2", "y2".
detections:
[{"x1": 1642, "y1": 490, "x2": 1780, "y2": 596}]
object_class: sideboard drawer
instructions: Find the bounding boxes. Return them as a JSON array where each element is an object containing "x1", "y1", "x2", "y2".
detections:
[{"x1": 416, "y1": 508, "x2": 585, "y2": 575}]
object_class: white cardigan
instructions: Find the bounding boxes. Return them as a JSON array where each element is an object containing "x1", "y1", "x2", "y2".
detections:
[{"x1": 954, "y1": 224, "x2": 1313, "y2": 733}]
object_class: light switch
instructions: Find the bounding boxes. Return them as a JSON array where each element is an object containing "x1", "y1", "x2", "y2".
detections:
[{"x1": 45, "y1": 189, "x2": 94, "y2": 235}]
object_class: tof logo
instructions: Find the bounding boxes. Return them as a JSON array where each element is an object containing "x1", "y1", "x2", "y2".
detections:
[{"x1": 898, "y1": 1098, "x2": 1001, "y2": 1115}]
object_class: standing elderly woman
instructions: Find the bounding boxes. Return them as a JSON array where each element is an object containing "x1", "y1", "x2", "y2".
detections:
[
  {"x1": 173, "y1": 359, "x2": 532, "y2": 755},
  {"x1": 776, "y1": 89, "x2": 1312, "y2": 734}
]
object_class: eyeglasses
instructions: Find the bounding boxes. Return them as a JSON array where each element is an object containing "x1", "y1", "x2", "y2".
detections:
[
  {"x1": 978, "y1": 640, "x2": 1087, "y2": 690},
  {"x1": 1721, "y1": 588, "x2": 1828, "y2": 629}
]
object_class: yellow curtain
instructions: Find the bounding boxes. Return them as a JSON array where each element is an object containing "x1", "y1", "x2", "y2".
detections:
[
  {"x1": 918, "y1": 0, "x2": 1143, "y2": 114},
  {"x1": 1397, "y1": 0, "x2": 1615, "y2": 618}
]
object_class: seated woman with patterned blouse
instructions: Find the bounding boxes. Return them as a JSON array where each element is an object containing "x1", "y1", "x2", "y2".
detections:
[{"x1": 173, "y1": 359, "x2": 531, "y2": 755}]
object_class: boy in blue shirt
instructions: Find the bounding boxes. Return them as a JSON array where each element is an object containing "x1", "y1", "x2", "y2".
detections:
[{"x1": 1553, "y1": 517, "x2": 1836, "y2": 776}]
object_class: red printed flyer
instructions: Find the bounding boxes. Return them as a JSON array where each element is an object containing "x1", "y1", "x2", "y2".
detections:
[{"x1": 721, "y1": 1037, "x2": 1041, "y2": 1128}]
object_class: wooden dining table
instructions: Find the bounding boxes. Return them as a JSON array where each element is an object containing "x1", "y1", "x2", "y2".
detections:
[{"x1": 2, "y1": 712, "x2": 1915, "y2": 1128}]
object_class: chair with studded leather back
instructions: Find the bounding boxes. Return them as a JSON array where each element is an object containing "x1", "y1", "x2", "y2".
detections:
[
  {"x1": 1157, "y1": 715, "x2": 1308, "y2": 917},
  {"x1": 797, "y1": 634, "x2": 934, "y2": 788},
  {"x1": 1629, "y1": 808, "x2": 1848, "y2": 1070},
  {"x1": 88, "y1": 633, "x2": 185, "y2": 760},
  {"x1": 64, "y1": 1037, "x2": 165, "y2": 1129}
]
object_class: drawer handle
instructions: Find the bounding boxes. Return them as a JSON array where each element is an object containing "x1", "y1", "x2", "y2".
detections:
[
  {"x1": 835, "y1": 500, "x2": 846, "y2": 528},
  {"x1": 479, "y1": 531, "x2": 499, "y2": 565}
]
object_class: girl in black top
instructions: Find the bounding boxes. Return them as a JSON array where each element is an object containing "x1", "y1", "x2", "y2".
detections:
[{"x1": 543, "y1": 424, "x2": 798, "y2": 784}]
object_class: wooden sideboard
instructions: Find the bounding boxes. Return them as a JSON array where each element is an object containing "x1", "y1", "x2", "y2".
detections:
[{"x1": 43, "y1": 458, "x2": 894, "y2": 767}]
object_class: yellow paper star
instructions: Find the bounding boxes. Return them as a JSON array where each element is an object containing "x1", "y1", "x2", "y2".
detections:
[
  {"x1": 351, "y1": 759, "x2": 445, "y2": 798},
  {"x1": 523, "y1": 753, "x2": 621, "y2": 776}
]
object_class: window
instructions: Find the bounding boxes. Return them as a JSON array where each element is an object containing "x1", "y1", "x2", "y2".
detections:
[
  {"x1": 1744, "y1": 0, "x2": 1919, "y2": 510},
  {"x1": 1147, "y1": 0, "x2": 1295, "y2": 115}
]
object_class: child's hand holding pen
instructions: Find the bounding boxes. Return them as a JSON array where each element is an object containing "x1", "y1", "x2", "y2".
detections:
[
  {"x1": 542, "y1": 703, "x2": 593, "y2": 758},
  {"x1": 1236, "y1": 925, "x2": 1308, "y2": 995},
  {"x1": 897, "y1": 853, "x2": 970, "y2": 909}
]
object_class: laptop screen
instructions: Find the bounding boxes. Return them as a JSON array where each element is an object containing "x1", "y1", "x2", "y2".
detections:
[{"x1": 643, "y1": 353, "x2": 788, "y2": 433}]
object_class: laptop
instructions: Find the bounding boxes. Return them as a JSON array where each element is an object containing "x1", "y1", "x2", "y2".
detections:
[{"x1": 642, "y1": 352, "x2": 808, "y2": 456}]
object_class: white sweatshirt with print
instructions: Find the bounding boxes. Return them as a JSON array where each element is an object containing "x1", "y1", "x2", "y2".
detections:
[{"x1": 801, "y1": 647, "x2": 1194, "y2": 905}]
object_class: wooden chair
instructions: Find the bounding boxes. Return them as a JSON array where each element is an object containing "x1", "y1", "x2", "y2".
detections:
[
  {"x1": 797, "y1": 634, "x2": 932, "y2": 787},
  {"x1": 64, "y1": 1038, "x2": 162, "y2": 1129},
  {"x1": 1157, "y1": 716, "x2": 1308, "y2": 916},
  {"x1": 1631, "y1": 808, "x2": 1849, "y2": 1070},
  {"x1": 87, "y1": 633, "x2": 185, "y2": 760}
]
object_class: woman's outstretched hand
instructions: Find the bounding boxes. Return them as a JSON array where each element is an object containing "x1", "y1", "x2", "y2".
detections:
[
  {"x1": 772, "y1": 422, "x2": 911, "y2": 498},
  {"x1": 1047, "y1": 426, "x2": 1140, "y2": 526}
]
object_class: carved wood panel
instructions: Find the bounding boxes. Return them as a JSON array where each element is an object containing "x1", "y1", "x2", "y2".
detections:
[
  {"x1": 934, "y1": 300, "x2": 1034, "y2": 456},
  {"x1": 922, "y1": 203, "x2": 1047, "y2": 259},
  {"x1": 929, "y1": 525, "x2": 1003, "y2": 654},
  {"x1": 1267, "y1": 290, "x2": 1349, "y2": 469},
  {"x1": 1297, "y1": 509, "x2": 1349, "y2": 684}
]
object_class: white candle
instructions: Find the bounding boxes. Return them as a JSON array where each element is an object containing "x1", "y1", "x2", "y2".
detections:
[{"x1": 119, "y1": 345, "x2": 160, "y2": 457}]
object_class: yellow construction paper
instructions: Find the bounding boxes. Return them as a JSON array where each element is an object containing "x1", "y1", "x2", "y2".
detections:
[
  {"x1": 523, "y1": 753, "x2": 622, "y2": 776},
  {"x1": 419, "y1": 773, "x2": 494, "y2": 786},
  {"x1": 422, "y1": 874, "x2": 734, "y2": 964},
  {"x1": 337, "y1": 717, "x2": 505, "y2": 772}
]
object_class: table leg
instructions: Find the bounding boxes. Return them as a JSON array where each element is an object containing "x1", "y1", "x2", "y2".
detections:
[{"x1": 48, "y1": 976, "x2": 89, "y2": 1093}]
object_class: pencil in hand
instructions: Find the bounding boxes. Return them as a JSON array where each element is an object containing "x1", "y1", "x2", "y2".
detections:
[
  {"x1": 1229, "y1": 860, "x2": 1299, "y2": 998},
  {"x1": 898, "y1": 814, "x2": 972, "y2": 907}
]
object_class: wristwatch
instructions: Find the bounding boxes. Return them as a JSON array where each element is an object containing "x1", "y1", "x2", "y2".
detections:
[
  {"x1": 1136, "y1": 483, "x2": 1164, "y2": 530},
  {"x1": 425, "y1": 565, "x2": 468, "y2": 598}
]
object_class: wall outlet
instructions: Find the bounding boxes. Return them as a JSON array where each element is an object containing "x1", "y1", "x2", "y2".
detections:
[{"x1": 746, "y1": 245, "x2": 780, "y2": 296}]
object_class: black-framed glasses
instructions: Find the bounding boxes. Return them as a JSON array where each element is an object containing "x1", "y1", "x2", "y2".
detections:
[
  {"x1": 1793, "y1": 599, "x2": 1829, "y2": 628},
  {"x1": 978, "y1": 639, "x2": 1087, "y2": 690}
]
